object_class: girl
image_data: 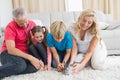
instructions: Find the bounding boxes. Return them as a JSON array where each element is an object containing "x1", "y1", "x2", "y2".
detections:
[
  {"x1": 28, "y1": 25, "x2": 51, "y2": 70},
  {"x1": 69, "y1": 9, "x2": 108, "y2": 73},
  {"x1": 46, "y1": 21, "x2": 73, "y2": 72}
]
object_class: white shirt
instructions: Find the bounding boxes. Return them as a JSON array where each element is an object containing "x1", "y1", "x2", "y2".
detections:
[{"x1": 69, "y1": 26, "x2": 107, "y2": 54}]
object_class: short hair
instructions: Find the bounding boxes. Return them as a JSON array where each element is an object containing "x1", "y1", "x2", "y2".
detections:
[
  {"x1": 50, "y1": 21, "x2": 67, "y2": 39},
  {"x1": 12, "y1": 7, "x2": 27, "y2": 19}
]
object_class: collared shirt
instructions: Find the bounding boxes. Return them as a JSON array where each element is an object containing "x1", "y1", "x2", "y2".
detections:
[{"x1": 1, "y1": 20, "x2": 36, "y2": 53}]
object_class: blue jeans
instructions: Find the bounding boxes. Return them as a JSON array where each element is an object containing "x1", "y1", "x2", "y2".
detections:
[
  {"x1": 0, "y1": 51, "x2": 37, "y2": 79},
  {"x1": 29, "y1": 43, "x2": 47, "y2": 65},
  {"x1": 52, "y1": 51, "x2": 66, "y2": 68}
]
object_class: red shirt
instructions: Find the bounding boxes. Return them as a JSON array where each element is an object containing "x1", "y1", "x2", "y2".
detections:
[{"x1": 1, "y1": 20, "x2": 36, "y2": 53}]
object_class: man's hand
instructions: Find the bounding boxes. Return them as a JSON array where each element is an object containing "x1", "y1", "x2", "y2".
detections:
[{"x1": 30, "y1": 57, "x2": 44, "y2": 70}]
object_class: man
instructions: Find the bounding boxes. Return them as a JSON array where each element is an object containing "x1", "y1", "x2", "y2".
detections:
[{"x1": 0, "y1": 7, "x2": 43, "y2": 79}]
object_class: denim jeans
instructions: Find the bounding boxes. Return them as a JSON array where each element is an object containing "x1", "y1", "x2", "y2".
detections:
[
  {"x1": 52, "y1": 51, "x2": 66, "y2": 68},
  {"x1": 0, "y1": 51, "x2": 37, "y2": 79},
  {"x1": 29, "y1": 43, "x2": 47, "y2": 65}
]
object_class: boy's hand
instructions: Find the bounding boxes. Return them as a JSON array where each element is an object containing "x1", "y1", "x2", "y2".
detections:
[{"x1": 57, "y1": 63, "x2": 64, "y2": 72}]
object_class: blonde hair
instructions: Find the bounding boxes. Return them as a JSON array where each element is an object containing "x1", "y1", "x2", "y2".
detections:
[
  {"x1": 50, "y1": 21, "x2": 67, "y2": 39},
  {"x1": 73, "y1": 9, "x2": 100, "y2": 39}
]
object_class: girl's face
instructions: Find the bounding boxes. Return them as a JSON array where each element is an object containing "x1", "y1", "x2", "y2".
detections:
[
  {"x1": 80, "y1": 16, "x2": 94, "y2": 31},
  {"x1": 34, "y1": 32, "x2": 44, "y2": 43}
]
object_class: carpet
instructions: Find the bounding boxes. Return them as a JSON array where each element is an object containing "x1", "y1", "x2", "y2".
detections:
[
  {"x1": 1, "y1": 56, "x2": 120, "y2": 80},
  {"x1": 1, "y1": 66, "x2": 120, "y2": 80}
]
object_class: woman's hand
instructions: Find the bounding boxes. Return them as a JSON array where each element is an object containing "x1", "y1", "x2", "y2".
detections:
[{"x1": 72, "y1": 63, "x2": 85, "y2": 74}]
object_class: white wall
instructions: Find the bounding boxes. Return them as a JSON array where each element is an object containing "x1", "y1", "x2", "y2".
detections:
[{"x1": 0, "y1": 0, "x2": 13, "y2": 27}]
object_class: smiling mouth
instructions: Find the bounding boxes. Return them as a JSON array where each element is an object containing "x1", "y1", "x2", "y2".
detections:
[{"x1": 38, "y1": 40, "x2": 43, "y2": 42}]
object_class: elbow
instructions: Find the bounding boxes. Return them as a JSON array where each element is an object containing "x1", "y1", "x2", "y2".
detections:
[
  {"x1": 7, "y1": 47, "x2": 14, "y2": 55},
  {"x1": 47, "y1": 52, "x2": 52, "y2": 57},
  {"x1": 7, "y1": 50, "x2": 13, "y2": 55},
  {"x1": 72, "y1": 45, "x2": 78, "y2": 53},
  {"x1": 6, "y1": 40, "x2": 16, "y2": 55}
]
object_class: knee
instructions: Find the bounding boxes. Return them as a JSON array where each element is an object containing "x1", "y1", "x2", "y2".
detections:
[
  {"x1": 36, "y1": 43, "x2": 45, "y2": 49},
  {"x1": 91, "y1": 57, "x2": 106, "y2": 70},
  {"x1": 29, "y1": 44, "x2": 35, "y2": 50}
]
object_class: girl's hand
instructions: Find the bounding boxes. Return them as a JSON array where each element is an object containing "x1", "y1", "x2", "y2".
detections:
[
  {"x1": 47, "y1": 66, "x2": 52, "y2": 70},
  {"x1": 72, "y1": 63, "x2": 85, "y2": 74},
  {"x1": 44, "y1": 65, "x2": 52, "y2": 70}
]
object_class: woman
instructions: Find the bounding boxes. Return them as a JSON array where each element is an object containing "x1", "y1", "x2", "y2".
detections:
[{"x1": 69, "y1": 9, "x2": 107, "y2": 73}]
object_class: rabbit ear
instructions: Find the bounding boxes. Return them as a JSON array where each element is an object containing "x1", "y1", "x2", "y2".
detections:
[{"x1": 30, "y1": 30, "x2": 34, "y2": 38}]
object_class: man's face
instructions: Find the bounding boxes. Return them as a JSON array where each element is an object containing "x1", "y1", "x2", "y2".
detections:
[{"x1": 15, "y1": 16, "x2": 28, "y2": 28}]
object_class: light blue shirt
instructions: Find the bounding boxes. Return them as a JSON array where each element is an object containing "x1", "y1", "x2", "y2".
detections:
[{"x1": 46, "y1": 31, "x2": 72, "y2": 51}]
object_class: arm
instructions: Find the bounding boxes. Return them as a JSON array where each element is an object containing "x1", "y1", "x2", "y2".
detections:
[
  {"x1": 69, "y1": 37, "x2": 78, "y2": 64},
  {"x1": 47, "y1": 46, "x2": 52, "y2": 68},
  {"x1": 62, "y1": 49, "x2": 71, "y2": 64},
  {"x1": 6, "y1": 40, "x2": 42, "y2": 69},
  {"x1": 80, "y1": 36, "x2": 98, "y2": 66},
  {"x1": 50, "y1": 47, "x2": 65, "y2": 72},
  {"x1": 6, "y1": 40, "x2": 34, "y2": 60},
  {"x1": 73, "y1": 36, "x2": 98, "y2": 73},
  {"x1": 50, "y1": 47, "x2": 60, "y2": 65},
  {"x1": 56, "y1": 49, "x2": 71, "y2": 72},
  {"x1": 62, "y1": 32, "x2": 74, "y2": 65},
  {"x1": 58, "y1": 48, "x2": 71, "y2": 72}
]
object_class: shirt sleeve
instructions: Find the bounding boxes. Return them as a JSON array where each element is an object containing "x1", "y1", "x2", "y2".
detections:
[
  {"x1": 66, "y1": 32, "x2": 72, "y2": 49},
  {"x1": 4, "y1": 25, "x2": 16, "y2": 40},
  {"x1": 46, "y1": 34, "x2": 54, "y2": 48}
]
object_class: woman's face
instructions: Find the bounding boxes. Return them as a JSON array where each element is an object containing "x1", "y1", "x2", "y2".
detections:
[
  {"x1": 34, "y1": 32, "x2": 44, "y2": 43},
  {"x1": 80, "y1": 16, "x2": 94, "y2": 31}
]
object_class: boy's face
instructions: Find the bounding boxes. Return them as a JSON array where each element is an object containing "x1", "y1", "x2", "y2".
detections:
[
  {"x1": 34, "y1": 32, "x2": 44, "y2": 43},
  {"x1": 53, "y1": 36, "x2": 64, "y2": 42}
]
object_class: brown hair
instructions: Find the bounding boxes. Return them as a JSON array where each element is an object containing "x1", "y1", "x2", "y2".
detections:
[{"x1": 27, "y1": 25, "x2": 48, "y2": 47}]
